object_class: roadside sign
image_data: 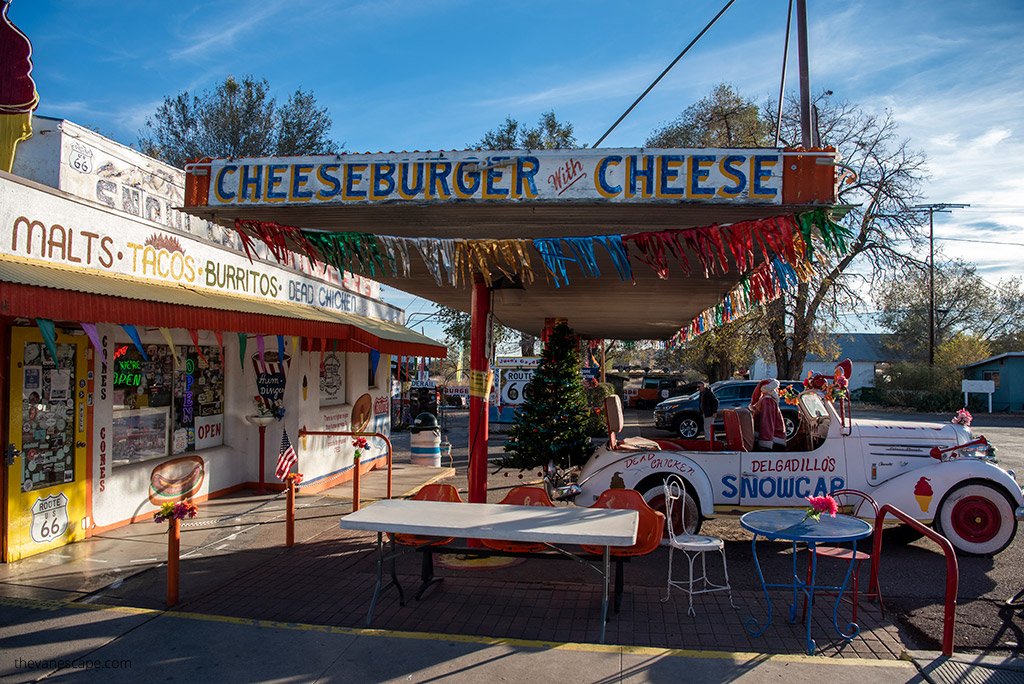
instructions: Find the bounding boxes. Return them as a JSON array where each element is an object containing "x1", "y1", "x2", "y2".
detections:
[{"x1": 500, "y1": 369, "x2": 534, "y2": 404}]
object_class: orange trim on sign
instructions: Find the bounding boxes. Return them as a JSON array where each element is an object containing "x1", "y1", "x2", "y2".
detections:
[
  {"x1": 782, "y1": 146, "x2": 837, "y2": 205},
  {"x1": 184, "y1": 157, "x2": 212, "y2": 206}
]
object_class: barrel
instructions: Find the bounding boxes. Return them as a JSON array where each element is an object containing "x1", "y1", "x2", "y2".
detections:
[
  {"x1": 409, "y1": 429, "x2": 441, "y2": 466},
  {"x1": 409, "y1": 412, "x2": 441, "y2": 467}
]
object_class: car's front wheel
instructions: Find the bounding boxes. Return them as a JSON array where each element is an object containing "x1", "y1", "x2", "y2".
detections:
[
  {"x1": 935, "y1": 481, "x2": 1017, "y2": 556},
  {"x1": 674, "y1": 414, "x2": 701, "y2": 439}
]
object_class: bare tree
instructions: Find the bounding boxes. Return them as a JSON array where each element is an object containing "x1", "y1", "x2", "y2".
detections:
[
  {"x1": 760, "y1": 91, "x2": 929, "y2": 377},
  {"x1": 648, "y1": 85, "x2": 928, "y2": 379},
  {"x1": 876, "y1": 258, "x2": 1024, "y2": 359}
]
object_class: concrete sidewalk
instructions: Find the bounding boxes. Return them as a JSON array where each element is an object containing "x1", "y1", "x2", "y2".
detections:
[
  {"x1": 0, "y1": 449, "x2": 1020, "y2": 682},
  {"x1": 1, "y1": 596, "x2": 924, "y2": 683}
]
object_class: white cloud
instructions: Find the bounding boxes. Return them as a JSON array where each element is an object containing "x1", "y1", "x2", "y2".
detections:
[{"x1": 169, "y1": 4, "x2": 284, "y2": 61}]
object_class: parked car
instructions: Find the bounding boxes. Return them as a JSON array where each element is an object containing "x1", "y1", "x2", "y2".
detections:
[
  {"x1": 653, "y1": 380, "x2": 804, "y2": 439},
  {"x1": 548, "y1": 387, "x2": 1023, "y2": 557},
  {"x1": 626, "y1": 377, "x2": 699, "y2": 409}
]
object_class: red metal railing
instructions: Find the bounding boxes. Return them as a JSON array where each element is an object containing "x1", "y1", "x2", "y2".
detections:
[
  {"x1": 870, "y1": 504, "x2": 959, "y2": 656},
  {"x1": 298, "y1": 429, "x2": 393, "y2": 511}
]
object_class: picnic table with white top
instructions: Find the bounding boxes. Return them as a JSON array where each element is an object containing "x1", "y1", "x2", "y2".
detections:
[{"x1": 339, "y1": 499, "x2": 639, "y2": 643}]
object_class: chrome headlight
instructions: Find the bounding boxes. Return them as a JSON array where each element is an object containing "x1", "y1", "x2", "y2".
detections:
[{"x1": 959, "y1": 442, "x2": 996, "y2": 461}]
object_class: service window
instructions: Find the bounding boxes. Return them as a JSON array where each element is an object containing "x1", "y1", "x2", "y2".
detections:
[
  {"x1": 111, "y1": 343, "x2": 224, "y2": 465},
  {"x1": 983, "y1": 371, "x2": 1000, "y2": 389}
]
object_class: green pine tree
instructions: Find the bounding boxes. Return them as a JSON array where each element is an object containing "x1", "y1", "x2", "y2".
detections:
[{"x1": 501, "y1": 322, "x2": 596, "y2": 471}]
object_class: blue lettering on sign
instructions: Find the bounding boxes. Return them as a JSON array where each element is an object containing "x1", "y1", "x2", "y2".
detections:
[
  {"x1": 722, "y1": 474, "x2": 737, "y2": 498},
  {"x1": 722, "y1": 474, "x2": 845, "y2": 500}
]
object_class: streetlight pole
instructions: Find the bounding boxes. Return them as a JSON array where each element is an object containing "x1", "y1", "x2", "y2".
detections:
[{"x1": 912, "y1": 203, "x2": 969, "y2": 366}]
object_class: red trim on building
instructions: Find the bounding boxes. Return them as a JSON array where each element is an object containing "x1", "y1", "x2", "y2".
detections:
[{"x1": 0, "y1": 281, "x2": 444, "y2": 358}]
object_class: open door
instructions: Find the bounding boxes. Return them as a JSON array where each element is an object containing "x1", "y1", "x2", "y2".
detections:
[{"x1": 4, "y1": 327, "x2": 89, "y2": 562}]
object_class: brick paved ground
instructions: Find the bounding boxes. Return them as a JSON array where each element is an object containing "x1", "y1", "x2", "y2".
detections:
[{"x1": 177, "y1": 523, "x2": 906, "y2": 659}]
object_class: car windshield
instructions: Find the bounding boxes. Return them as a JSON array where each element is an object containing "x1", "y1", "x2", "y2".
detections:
[{"x1": 800, "y1": 392, "x2": 829, "y2": 418}]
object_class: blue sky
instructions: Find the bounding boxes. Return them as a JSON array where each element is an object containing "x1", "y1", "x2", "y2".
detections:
[{"x1": 11, "y1": 0, "x2": 1024, "y2": 340}]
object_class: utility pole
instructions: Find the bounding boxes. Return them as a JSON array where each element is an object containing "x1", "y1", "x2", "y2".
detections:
[
  {"x1": 911, "y1": 203, "x2": 970, "y2": 366},
  {"x1": 795, "y1": 0, "x2": 812, "y2": 147}
]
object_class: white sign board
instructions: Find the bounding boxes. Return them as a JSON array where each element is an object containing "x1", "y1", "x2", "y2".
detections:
[
  {"x1": 0, "y1": 176, "x2": 402, "y2": 323},
  {"x1": 13, "y1": 118, "x2": 384, "y2": 300},
  {"x1": 495, "y1": 357, "x2": 541, "y2": 369},
  {"x1": 962, "y1": 380, "x2": 995, "y2": 394},
  {"x1": 962, "y1": 379, "x2": 996, "y2": 413},
  {"x1": 200, "y1": 148, "x2": 785, "y2": 207},
  {"x1": 500, "y1": 369, "x2": 535, "y2": 405}
]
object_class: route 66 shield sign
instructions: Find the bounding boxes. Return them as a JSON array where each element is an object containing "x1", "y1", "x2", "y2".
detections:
[
  {"x1": 68, "y1": 142, "x2": 93, "y2": 174},
  {"x1": 30, "y1": 492, "x2": 70, "y2": 544}
]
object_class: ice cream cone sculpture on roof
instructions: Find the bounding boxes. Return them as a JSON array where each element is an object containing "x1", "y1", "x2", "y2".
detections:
[
  {"x1": 914, "y1": 476, "x2": 933, "y2": 512},
  {"x1": 0, "y1": 0, "x2": 39, "y2": 173}
]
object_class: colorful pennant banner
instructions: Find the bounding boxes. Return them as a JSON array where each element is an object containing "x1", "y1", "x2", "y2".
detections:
[{"x1": 233, "y1": 208, "x2": 854, "y2": 345}]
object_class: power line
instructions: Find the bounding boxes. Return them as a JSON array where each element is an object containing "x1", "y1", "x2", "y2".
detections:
[
  {"x1": 592, "y1": 0, "x2": 737, "y2": 148},
  {"x1": 887, "y1": 235, "x2": 1024, "y2": 247},
  {"x1": 935, "y1": 236, "x2": 1024, "y2": 247}
]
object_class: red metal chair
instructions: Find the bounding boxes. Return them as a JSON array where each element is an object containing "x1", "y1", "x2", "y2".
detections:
[
  {"x1": 581, "y1": 488, "x2": 666, "y2": 613},
  {"x1": 390, "y1": 483, "x2": 463, "y2": 547},
  {"x1": 803, "y1": 488, "x2": 884, "y2": 623},
  {"x1": 481, "y1": 486, "x2": 556, "y2": 553}
]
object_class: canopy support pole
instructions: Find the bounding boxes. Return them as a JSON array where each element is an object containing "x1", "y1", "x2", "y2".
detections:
[{"x1": 468, "y1": 275, "x2": 491, "y2": 504}]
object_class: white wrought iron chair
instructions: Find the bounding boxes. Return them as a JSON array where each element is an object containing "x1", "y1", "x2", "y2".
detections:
[{"x1": 661, "y1": 477, "x2": 735, "y2": 616}]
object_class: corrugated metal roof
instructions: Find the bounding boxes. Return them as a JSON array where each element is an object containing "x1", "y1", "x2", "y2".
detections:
[
  {"x1": 805, "y1": 333, "x2": 905, "y2": 362},
  {"x1": 960, "y1": 352, "x2": 1024, "y2": 369},
  {"x1": 0, "y1": 256, "x2": 445, "y2": 357}
]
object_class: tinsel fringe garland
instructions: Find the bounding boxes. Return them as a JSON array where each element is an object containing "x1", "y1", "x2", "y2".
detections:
[{"x1": 233, "y1": 208, "x2": 852, "y2": 345}]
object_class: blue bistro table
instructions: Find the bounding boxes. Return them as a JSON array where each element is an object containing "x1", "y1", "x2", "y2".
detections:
[{"x1": 740, "y1": 509, "x2": 873, "y2": 655}]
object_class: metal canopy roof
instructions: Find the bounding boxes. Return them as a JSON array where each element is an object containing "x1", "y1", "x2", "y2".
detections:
[
  {"x1": 183, "y1": 148, "x2": 838, "y2": 341},
  {"x1": 185, "y1": 201, "x2": 814, "y2": 240},
  {"x1": 0, "y1": 256, "x2": 446, "y2": 357}
]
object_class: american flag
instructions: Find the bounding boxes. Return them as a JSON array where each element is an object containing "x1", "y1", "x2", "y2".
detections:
[{"x1": 275, "y1": 428, "x2": 297, "y2": 480}]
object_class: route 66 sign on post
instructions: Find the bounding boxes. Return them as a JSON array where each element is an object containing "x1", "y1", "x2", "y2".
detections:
[
  {"x1": 501, "y1": 369, "x2": 535, "y2": 405},
  {"x1": 30, "y1": 492, "x2": 70, "y2": 544}
]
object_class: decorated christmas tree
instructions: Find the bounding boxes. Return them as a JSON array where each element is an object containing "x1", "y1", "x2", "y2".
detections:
[{"x1": 502, "y1": 322, "x2": 596, "y2": 471}]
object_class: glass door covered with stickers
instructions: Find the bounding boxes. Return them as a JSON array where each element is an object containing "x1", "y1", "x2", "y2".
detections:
[{"x1": 5, "y1": 326, "x2": 88, "y2": 562}]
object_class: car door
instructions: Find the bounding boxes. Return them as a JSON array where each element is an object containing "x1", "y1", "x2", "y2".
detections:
[{"x1": 715, "y1": 385, "x2": 745, "y2": 411}]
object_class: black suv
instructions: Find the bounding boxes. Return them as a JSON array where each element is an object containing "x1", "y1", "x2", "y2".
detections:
[{"x1": 652, "y1": 380, "x2": 804, "y2": 439}]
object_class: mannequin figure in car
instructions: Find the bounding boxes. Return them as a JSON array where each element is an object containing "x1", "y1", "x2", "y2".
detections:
[{"x1": 752, "y1": 379, "x2": 787, "y2": 451}]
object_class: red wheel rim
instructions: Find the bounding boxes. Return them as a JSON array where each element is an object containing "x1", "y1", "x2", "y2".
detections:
[
  {"x1": 951, "y1": 495, "x2": 1001, "y2": 543},
  {"x1": 647, "y1": 492, "x2": 687, "y2": 539}
]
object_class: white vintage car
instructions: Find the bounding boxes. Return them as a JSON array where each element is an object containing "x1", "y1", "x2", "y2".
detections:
[{"x1": 551, "y1": 391, "x2": 1023, "y2": 556}]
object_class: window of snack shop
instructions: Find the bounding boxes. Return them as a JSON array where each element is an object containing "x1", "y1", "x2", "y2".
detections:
[{"x1": 110, "y1": 340, "x2": 225, "y2": 463}]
